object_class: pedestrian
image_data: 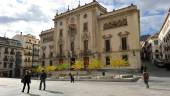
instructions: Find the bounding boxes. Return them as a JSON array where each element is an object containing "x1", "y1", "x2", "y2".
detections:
[
  {"x1": 39, "y1": 70, "x2": 47, "y2": 90},
  {"x1": 143, "y1": 70, "x2": 149, "y2": 88},
  {"x1": 140, "y1": 65, "x2": 144, "y2": 73},
  {"x1": 69, "y1": 73, "x2": 74, "y2": 83},
  {"x1": 21, "y1": 70, "x2": 31, "y2": 93}
]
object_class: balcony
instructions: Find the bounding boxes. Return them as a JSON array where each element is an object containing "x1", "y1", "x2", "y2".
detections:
[
  {"x1": 56, "y1": 53, "x2": 65, "y2": 58},
  {"x1": 119, "y1": 45, "x2": 129, "y2": 51},
  {"x1": 4, "y1": 51, "x2": 9, "y2": 54},
  {"x1": 80, "y1": 49, "x2": 92, "y2": 57},
  {"x1": 10, "y1": 52, "x2": 15, "y2": 55},
  {"x1": 3, "y1": 57, "x2": 8, "y2": 61}
]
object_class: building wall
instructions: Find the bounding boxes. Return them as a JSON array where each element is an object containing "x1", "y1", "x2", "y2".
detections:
[
  {"x1": 40, "y1": 29, "x2": 54, "y2": 66},
  {"x1": 98, "y1": 6, "x2": 141, "y2": 69},
  {"x1": 159, "y1": 11, "x2": 170, "y2": 60},
  {"x1": 40, "y1": 1, "x2": 141, "y2": 70},
  {"x1": 0, "y1": 37, "x2": 22, "y2": 77},
  {"x1": 13, "y1": 34, "x2": 40, "y2": 74}
]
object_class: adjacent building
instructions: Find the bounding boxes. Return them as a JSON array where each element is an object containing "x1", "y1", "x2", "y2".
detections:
[
  {"x1": 158, "y1": 9, "x2": 170, "y2": 61},
  {"x1": 13, "y1": 33, "x2": 40, "y2": 72},
  {"x1": 0, "y1": 37, "x2": 22, "y2": 77},
  {"x1": 40, "y1": 0, "x2": 141, "y2": 70},
  {"x1": 39, "y1": 28, "x2": 54, "y2": 66}
]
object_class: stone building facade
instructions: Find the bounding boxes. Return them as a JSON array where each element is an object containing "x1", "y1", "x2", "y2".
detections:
[
  {"x1": 0, "y1": 37, "x2": 22, "y2": 77},
  {"x1": 13, "y1": 33, "x2": 40, "y2": 72},
  {"x1": 40, "y1": 0, "x2": 141, "y2": 70},
  {"x1": 159, "y1": 9, "x2": 170, "y2": 60},
  {"x1": 39, "y1": 28, "x2": 54, "y2": 66}
]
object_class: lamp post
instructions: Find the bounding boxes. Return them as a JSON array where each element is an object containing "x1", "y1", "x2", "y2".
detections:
[{"x1": 68, "y1": 50, "x2": 72, "y2": 72}]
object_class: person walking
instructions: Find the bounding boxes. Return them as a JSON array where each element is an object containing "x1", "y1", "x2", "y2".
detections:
[
  {"x1": 69, "y1": 73, "x2": 74, "y2": 83},
  {"x1": 21, "y1": 70, "x2": 31, "y2": 93},
  {"x1": 143, "y1": 70, "x2": 149, "y2": 88},
  {"x1": 39, "y1": 70, "x2": 47, "y2": 90}
]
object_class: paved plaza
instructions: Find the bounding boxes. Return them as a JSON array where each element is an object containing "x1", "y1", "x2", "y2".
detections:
[{"x1": 0, "y1": 76, "x2": 170, "y2": 96}]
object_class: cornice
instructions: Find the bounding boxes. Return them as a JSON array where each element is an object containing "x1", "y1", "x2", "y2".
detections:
[
  {"x1": 40, "y1": 28, "x2": 54, "y2": 36},
  {"x1": 98, "y1": 4, "x2": 138, "y2": 20},
  {"x1": 159, "y1": 12, "x2": 170, "y2": 34},
  {"x1": 53, "y1": 1, "x2": 107, "y2": 20}
]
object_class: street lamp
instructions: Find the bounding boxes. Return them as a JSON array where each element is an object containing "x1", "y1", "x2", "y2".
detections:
[{"x1": 67, "y1": 50, "x2": 72, "y2": 72}]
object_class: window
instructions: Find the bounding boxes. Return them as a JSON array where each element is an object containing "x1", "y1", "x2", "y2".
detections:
[
  {"x1": 42, "y1": 53, "x2": 45, "y2": 58},
  {"x1": 122, "y1": 55, "x2": 128, "y2": 61},
  {"x1": 5, "y1": 47, "x2": 8, "y2": 54},
  {"x1": 106, "y1": 56, "x2": 110, "y2": 65},
  {"x1": 9, "y1": 63, "x2": 13, "y2": 68},
  {"x1": 42, "y1": 61, "x2": 45, "y2": 66},
  {"x1": 105, "y1": 40, "x2": 110, "y2": 52},
  {"x1": 83, "y1": 22, "x2": 88, "y2": 32},
  {"x1": 3, "y1": 62, "x2": 7, "y2": 68},
  {"x1": 121, "y1": 37, "x2": 127, "y2": 50},
  {"x1": 84, "y1": 40, "x2": 88, "y2": 51},
  {"x1": 154, "y1": 40, "x2": 158, "y2": 45},
  {"x1": 10, "y1": 48, "x2": 15, "y2": 54},
  {"x1": 50, "y1": 60, "x2": 53, "y2": 66},
  {"x1": 50, "y1": 52, "x2": 53, "y2": 58},
  {"x1": 60, "y1": 21, "x2": 62, "y2": 26},
  {"x1": 59, "y1": 44, "x2": 63, "y2": 55},
  {"x1": 71, "y1": 42, "x2": 74, "y2": 53},
  {"x1": 59, "y1": 29, "x2": 63, "y2": 37}
]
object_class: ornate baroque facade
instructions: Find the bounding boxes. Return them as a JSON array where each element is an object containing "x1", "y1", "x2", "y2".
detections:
[{"x1": 40, "y1": 0, "x2": 141, "y2": 69}]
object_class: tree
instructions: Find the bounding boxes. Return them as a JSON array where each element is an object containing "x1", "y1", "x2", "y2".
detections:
[
  {"x1": 45, "y1": 66, "x2": 56, "y2": 72},
  {"x1": 88, "y1": 58, "x2": 102, "y2": 70},
  {"x1": 72, "y1": 60, "x2": 84, "y2": 71},
  {"x1": 34, "y1": 66, "x2": 44, "y2": 73},
  {"x1": 56, "y1": 63, "x2": 69, "y2": 71},
  {"x1": 110, "y1": 58, "x2": 129, "y2": 78},
  {"x1": 72, "y1": 60, "x2": 84, "y2": 79},
  {"x1": 110, "y1": 57, "x2": 129, "y2": 68}
]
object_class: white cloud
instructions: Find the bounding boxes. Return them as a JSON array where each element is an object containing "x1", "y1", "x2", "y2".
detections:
[{"x1": 0, "y1": 0, "x2": 169, "y2": 39}]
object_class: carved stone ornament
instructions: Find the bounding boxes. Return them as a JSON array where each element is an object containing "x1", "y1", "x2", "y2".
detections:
[
  {"x1": 49, "y1": 45, "x2": 54, "y2": 49},
  {"x1": 118, "y1": 31, "x2": 130, "y2": 36},
  {"x1": 58, "y1": 38, "x2": 64, "y2": 45},
  {"x1": 103, "y1": 18, "x2": 128, "y2": 30},
  {"x1": 103, "y1": 34, "x2": 112, "y2": 39},
  {"x1": 82, "y1": 32, "x2": 89, "y2": 40},
  {"x1": 42, "y1": 46, "x2": 46, "y2": 51}
]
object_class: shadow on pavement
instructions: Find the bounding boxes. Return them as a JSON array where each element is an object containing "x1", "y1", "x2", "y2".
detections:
[
  {"x1": 150, "y1": 88, "x2": 170, "y2": 91},
  {"x1": 45, "y1": 90, "x2": 64, "y2": 94},
  {"x1": 28, "y1": 93, "x2": 40, "y2": 96}
]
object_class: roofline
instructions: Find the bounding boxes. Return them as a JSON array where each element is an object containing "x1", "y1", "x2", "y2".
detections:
[
  {"x1": 53, "y1": 1, "x2": 107, "y2": 20},
  {"x1": 40, "y1": 28, "x2": 54, "y2": 36},
  {"x1": 159, "y1": 12, "x2": 170, "y2": 34},
  {"x1": 98, "y1": 4, "x2": 138, "y2": 19}
]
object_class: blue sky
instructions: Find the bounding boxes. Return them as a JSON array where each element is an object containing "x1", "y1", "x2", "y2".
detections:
[{"x1": 0, "y1": 0, "x2": 169, "y2": 38}]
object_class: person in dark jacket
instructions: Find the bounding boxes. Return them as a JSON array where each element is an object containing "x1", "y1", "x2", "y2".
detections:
[
  {"x1": 69, "y1": 73, "x2": 74, "y2": 83},
  {"x1": 21, "y1": 70, "x2": 31, "y2": 93},
  {"x1": 143, "y1": 70, "x2": 149, "y2": 88},
  {"x1": 39, "y1": 70, "x2": 47, "y2": 90}
]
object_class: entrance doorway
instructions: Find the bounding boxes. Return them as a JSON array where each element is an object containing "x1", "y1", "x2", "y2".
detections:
[
  {"x1": 59, "y1": 58, "x2": 63, "y2": 64},
  {"x1": 9, "y1": 70, "x2": 13, "y2": 78},
  {"x1": 70, "y1": 58, "x2": 75, "y2": 66},
  {"x1": 84, "y1": 57, "x2": 89, "y2": 70}
]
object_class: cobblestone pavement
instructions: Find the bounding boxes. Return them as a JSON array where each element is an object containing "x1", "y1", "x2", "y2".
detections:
[{"x1": 0, "y1": 77, "x2": 170, "y2": 96}]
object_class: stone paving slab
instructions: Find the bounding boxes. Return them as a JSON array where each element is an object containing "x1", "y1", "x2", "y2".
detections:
[{"x1": 0, "y1": 77, "x2": 170, "y2": 96}]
